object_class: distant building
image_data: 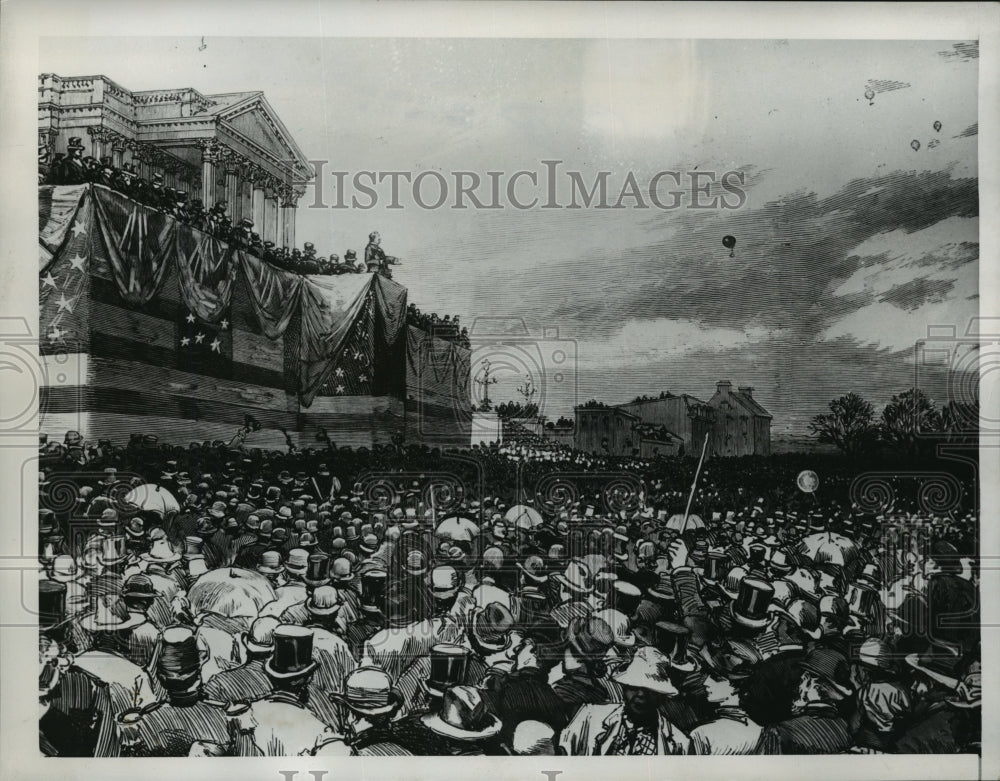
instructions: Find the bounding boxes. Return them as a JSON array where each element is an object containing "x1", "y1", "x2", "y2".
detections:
[
  {"x1": 574, "y1": 381, "x2": 772, "y2": 458},
  {"x1": 707, "y1": 381, "x2": 772, "y2": 456},
  {"x1": 618, "y1": 393, "x2": 715, "y2": 456},
  {"x1": 573, "y1": 404, "x2": 682, "y2": 458}
]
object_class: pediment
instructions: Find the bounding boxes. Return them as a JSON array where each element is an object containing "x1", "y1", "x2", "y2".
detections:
[{"x1": 224, "y1": 105, "x2": 296, "y2": 164}]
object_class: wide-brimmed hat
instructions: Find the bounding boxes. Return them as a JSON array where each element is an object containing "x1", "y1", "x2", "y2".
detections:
[
  {"x1": 307, "y1": 586, "x2": 342, "y2": 616},
  {"x1": 264, "y1": 625, "x2": 318, "y2": 680},
  {"x1": 770, "y1": 598, "x2": 822, "y2": 640},
  {"x1": 698, "y1": 639, "x2": 761, "y2": 681},
  {"x1": 331, "y1": 666, "x2": 402, "y2": 716},
  {"x1": 140, "y1": 537, "x2": 180, "y2": 564},
  {"x1": 553, "y1": 559, "x2": 593, "y2": 595},
  {"x1": 594, "y1": 609, "x2": 636, "y2": 648},
  {"x1": 614, "y1": 646, "x2": 680, "y2": 695},
  {"x1": 79, "y1": 594, "x2": 145, "y2": 632},
  {"x1": 421, "y1": 685, "x2": 501, "y2": 740},
  {"x1": 49, "y1": 555, "x2": 79, "y2": 583},
  {"x1": 856, "y1": 638, "x2": 896, "y2": 673},
  {"x1": 946, "y1": 670, "x2": 981, "y2": 709},
  {"x1": 905, "y1": 644, "x2": 963, "y2": 690},
  {"x1": 567, "y1": 614, "x2": 615, "y2": 661},
  {"x1": 471, "y1": 602, "x2": 515, "y2": 651},
  {"x1": 517, "y1": 555, "x2": 548, "y2": 584},
  {"x1": 801, "y1": 647, "x2": 853, "y2": 698}
]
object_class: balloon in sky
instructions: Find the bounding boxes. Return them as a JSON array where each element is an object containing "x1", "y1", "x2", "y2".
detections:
[
  {"x1": 864, "y1": 87, "x2": 875, "y2": 105},
  {"x1": 722, "y1": 235, "x2": 736, "y2": 257},
  {"x1": 911, "y1": 139, "x2": 921, "y2": 152},
  {"x1": 933, "y1": 120, "x2": 942, "y2": 133},
  {"x1": 797, "y1": 470, "x2": 820, "y2": 494}
]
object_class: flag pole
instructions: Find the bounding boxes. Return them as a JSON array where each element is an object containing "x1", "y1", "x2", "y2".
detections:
[{"x1": 681, "y1": 433, "x2": 711, "y2": 535}]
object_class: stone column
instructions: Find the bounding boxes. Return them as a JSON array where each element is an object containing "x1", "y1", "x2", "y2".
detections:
[
  {"x1": 111, "y1": 135, "x2": 127, "y2": 169},
  {"x1": 281, "y1": 188, "x2": 300, "y2": 249},
  {"x1": 86, "y1": 126, "x2": 108, "y2": 161},
  {"x1": 198, "y1": 139, "x2": 222, "y2": 210},
  {"x1": 263, "y1": 185, "x2": 279, "y2": 245},
  {"x1": 251, "y1": 169, "x2": 267, "y2": 238},
  {"x1": 224, "y1": 154, "x2": 242, "y2": 222}
]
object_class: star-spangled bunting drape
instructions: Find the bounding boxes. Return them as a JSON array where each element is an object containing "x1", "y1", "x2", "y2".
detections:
[{"x1": 37, "y1": 184, "x2": 410, "y2": 404}]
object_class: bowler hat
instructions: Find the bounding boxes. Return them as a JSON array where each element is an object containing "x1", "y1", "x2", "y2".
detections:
[
  {"x1": 330, "y1": 666, "x2": 402, "y2": 716},
  {"x1": 421, "y1": 685, "x2": 501, "y2": 741}
]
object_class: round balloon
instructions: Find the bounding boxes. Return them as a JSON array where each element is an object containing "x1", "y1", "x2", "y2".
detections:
[
  {"x1": 797, "y1": 469, "x2": 820, "y2": 493},
  {"x1": 722, "y1": 235, "x2": 736, "y2": 249},
  {"x1": 933, "y1": 120, "x2": 942, "y2": 133},
  {"x1": 864, "y1": 87, "x2": 875, "y2": 105},
  {"x1": 911, "y1": 139, "x2": 921, "y2": 152}
]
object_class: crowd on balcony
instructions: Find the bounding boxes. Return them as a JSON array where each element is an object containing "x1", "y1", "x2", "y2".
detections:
[
  {"x1": 407, "y1": 305, "x2": 470, "y2": 347},
  {"x1": 39, "y1": 138, "x2": 401, "y2": 280}
]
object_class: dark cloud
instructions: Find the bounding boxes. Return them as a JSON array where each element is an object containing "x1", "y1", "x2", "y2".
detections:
[
  {"x1": 866, "y1": 79, "x2": 911, "y2": 93},
  {"x1": 954, "y1": 122, "x2": 978, "y2": 138},
  {"x1": 878, "y1": 277, "x2": 956, "y2": 311},
  {"x1": 938, "y1": 41, "x2": 979, "y2": 61}
]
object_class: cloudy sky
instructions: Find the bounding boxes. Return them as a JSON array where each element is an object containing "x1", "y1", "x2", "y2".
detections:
[{"x1": 40, "y1": 37, "x2": 979, "y2": 444}]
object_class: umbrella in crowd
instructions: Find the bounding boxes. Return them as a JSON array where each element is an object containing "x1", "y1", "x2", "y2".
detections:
[
  {"x1": 124, "y1": 483, "x2": 180, "y2": 518},
  {"x1": 187, "y1": 567, "x2": 277, "y2": 620},
  {"x1": 504, "y1": 504, "x2": 544, "y2": 530},
  {"x1": 435, "y1": 516, "x2": 480, "y2": 543}
]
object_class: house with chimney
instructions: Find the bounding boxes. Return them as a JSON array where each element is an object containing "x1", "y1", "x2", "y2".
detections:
[{"x1": 707, "y1": 381, "x2": 772, "y2": 456}]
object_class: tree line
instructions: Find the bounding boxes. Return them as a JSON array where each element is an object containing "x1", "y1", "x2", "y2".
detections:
[{"x1": 809, "y1": 388, "x2": 978, "y2": 457}]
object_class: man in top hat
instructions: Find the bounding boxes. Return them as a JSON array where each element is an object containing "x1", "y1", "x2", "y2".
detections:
[
  {"x1": 125, "y1": 625, "x2": 230, "y2": 756},
  {"x1": 53, "y1": 136, "x2": 88, "y2": 184},
  {"x1": 560, "y1": 645, "x2": 691, "y2": 755},
  {"x1": 235, "y1": 625, "x2": 343, "y2": 756},
  {"x1": 756, "y1": 646, "x2": 854, "y2": 754}
]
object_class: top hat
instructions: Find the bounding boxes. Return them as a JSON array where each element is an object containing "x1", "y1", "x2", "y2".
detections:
[
  {"x1": 79, "y1": 594, "x2": 145, "y2": 632},
  {"x1": 331, "y1": 666, "x2": 402, "y2": 716},
  {"x1": 703, "y1": 549, "x2": 729, "y2": 584},
  {"x1": 731, "y1": 578, "x2": 774, "y2": 629},
  {"x1": 425, "y1": 643, "x2": 469, "y2": 698},
  {"x1": 647, "y1": 571, "x2": 676, "y2": 604},
  {"x1": 157, "y1": 624, "x2": 203, "y2": 688},
  {"x1": 265, "y1": 625, "x2": 318, "y2": 679},
  {"x1": 360, "y1": 569, "x2": 388, "y2": 612},
  {"x1": 67, "y1": 137, "x2": 85, "y2": 150},
  {"x1": 303, "y1": 553, "x2": 331, "y2": 586},
  {"x1": 654, "y1": 620, "x2": 696, "y2": 672},
  {"x1": 39, "y1": 580, "x2": 67, "y2": 630},
  {"x1": 611, "y1": 580, "x2": 642, "y2": 616},
  {"x1": 100, "y1": 534, "x2": 129, "y2": 566},
  {"x1": 614, "y1": 646, "x2": 680, "y2": 696},
  {"x1": 421, "y1": 685, "x2": 501, "y2": 741}
]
